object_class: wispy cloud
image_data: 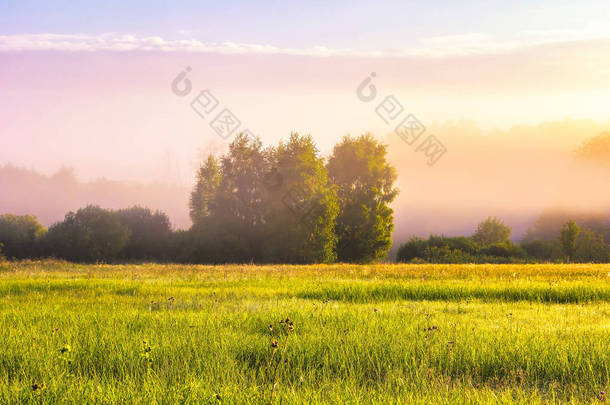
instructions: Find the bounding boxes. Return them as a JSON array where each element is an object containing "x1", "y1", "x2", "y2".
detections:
[
  {"x1": 0, "y1": 33, "x2": 345, "y2": 56},
  {"x1": 1, "y1": 30, "x2": 610, "y2": 57}
]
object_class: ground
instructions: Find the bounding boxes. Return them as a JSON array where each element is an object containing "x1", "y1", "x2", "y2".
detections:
[{"x1": 0, "y1": 261, "x2": 608, "y2": 404}]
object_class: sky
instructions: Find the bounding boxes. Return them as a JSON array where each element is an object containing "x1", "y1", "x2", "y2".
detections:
[
  {"x1": 2, "y1": 0, "x2": 610, "y2": 49},
  {"x1": 1, "y1": 1, "x2": 610, "y2": 235}
]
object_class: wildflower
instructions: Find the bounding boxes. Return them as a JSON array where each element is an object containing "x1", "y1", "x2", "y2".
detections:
[
  {"x1": 215, "y1": 393, "x2": 222, "y2": 401},
  {"x1": 31, "y1": 383, "x2": 43, "y2": 392},
  {"x1": 59, "y1": 344, "x2": 71, "y2": 354},
  {"x1": 271, "y1": 340, "x2": 279, "y2": 348}
]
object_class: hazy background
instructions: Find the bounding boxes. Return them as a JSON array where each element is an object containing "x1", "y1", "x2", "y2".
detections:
[{"x1": 1, "y1": 1, "x2": 610, "y2": 255}]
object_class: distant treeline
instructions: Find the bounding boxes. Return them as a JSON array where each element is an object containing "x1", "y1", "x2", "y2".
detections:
[
  {"x1": 0, "y1": 133, "x2": 398, "y2": 264},
  {"x1": 2, "y1": 133, "x2": 610, "y2": 264},
  {"x1": 0, "y1": 163, "x2": 190, "y2": 228},
  {"x1": 397, "y1": 215, "x2": 610, "y2": 264}
]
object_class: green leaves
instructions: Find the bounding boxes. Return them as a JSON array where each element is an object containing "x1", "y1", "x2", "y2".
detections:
[
  {"x1": 328, "y1": 135, "x2": 398, "y2": 263},
  {"x1": 187, "y1": 133, "x2": 340, "y2": 264}
]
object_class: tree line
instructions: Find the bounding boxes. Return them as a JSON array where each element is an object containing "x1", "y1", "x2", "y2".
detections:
[
  {"x1": 0, "y1": 133, "x2": 398, "y2": 264},
  {"x1": 397, "y1": 216, "x2": 610, "y2": 263}
]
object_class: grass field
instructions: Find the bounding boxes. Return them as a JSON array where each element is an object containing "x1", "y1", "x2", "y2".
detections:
[{"x1": 0, "y1": 261, "x2": 609, "y2": 404}]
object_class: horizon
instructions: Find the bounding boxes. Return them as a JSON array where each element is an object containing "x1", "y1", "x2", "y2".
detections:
[{"x1": 2, "y1": 0, "x2": 610, "y2": 249}]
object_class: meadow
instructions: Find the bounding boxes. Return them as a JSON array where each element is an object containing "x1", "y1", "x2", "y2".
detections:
[{"x1": 0, "y1": 261, "x2": 609, "y2": 404}]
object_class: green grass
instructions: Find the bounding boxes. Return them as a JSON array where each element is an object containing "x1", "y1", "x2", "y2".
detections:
[{"x1": 0, "y1": 261, "x2": 609, "y2": 404}]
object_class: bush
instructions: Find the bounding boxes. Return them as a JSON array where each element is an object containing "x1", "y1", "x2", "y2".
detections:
[
  {"x1": 428, "y1": 235, "x2": 480, "y2": 255},
  {"x1": 520, "y1": 239, "x2": 561, "y2": 261},
  {"x1": 422, "y1": 246, "x2": 479, "y2": 264},
  {"x1": 114, "y1": 206, "x2": 172, "y2": 261},
  {"x1": 46, "y1": 206, "x2": 130, "y2": 263},
  {"x1": 396, "y1": 237, "x2": 428, "y2": 262},
  {"x1": 397, "y1": 234, "x2": 529, "y2": 264},
  {"x1": 574, "y1": 229, "x2": 610, "y2": 263},
  {"x1": 0, "y1": 214, "x2": 47, "y2": 259},
  {"x1": 472, "y1": 217, "x2": 511, "y2": 246},
  {"x1": 480, "y1": 241, "x2": 525, "y2": 259}
]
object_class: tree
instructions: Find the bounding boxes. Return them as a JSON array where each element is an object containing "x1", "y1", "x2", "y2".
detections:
[
  {"x1": 0, "y1": 214, "x2": 47, "y2": 259},
  {"x1": 186, "y1": 133, "x2": 341, "y2": 264},
  {"x1": 524, "y1": 209, "x2": 610, "y2": 242},
  {"x1": 185, "y1": 134, "x2": 269, "y2": 263},
  {"x1": 190, "y1": 155, "x2": 221, "y2": 225},
  {"x1": 574, "y1": 229, "x2": 609, "y2": 263},
  {"x1": 472, "y1": 217, "x2": 511, "y2": 246},
  {"x1": 263, "y1": 133, "x2": 338, "y2": 263},
  {"x1": 114, "y1": 206, "x2": 172, "y2": 260},
  {"x1": 327, "y1": 134, "x2": 398, "y2": 263},
  {"x1": 559, "y1": 220, "x2": 580, "y2": 262},
  {"x1": 46, "y1": 205, "x2": 130, "y2": 262},
  {"x1": 520, "y1": 239, "x2": 561, "y2": 261}
]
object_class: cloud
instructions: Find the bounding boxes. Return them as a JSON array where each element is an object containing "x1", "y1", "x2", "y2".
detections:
[
  {"x1": 0, "y1": 33, "x2": 347, "y2": 56},
  {"x1": 1, "y1": 31, "x2": 610, "y2": 57},
  {"x1": 414, "y1": 25, "x2": 610, "y2": 56}
]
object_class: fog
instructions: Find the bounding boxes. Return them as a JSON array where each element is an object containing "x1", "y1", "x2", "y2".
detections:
[
  {"x1": 1, "y1": 49, "x2": 610, "y2": 254},
  {"x1": 386, "y1": 119, "x2": 610, "y2": 255},
  {"x1": 2, "y1": 118, "x2": 609, "y2": 259}
]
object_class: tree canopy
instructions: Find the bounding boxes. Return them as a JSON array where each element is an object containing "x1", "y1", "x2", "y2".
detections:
[{"x1": 327, "y1": 134, "x2": 398, "y2": 263}]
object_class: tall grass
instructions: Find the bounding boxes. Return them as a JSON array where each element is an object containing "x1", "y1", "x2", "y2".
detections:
[{"x1": 0, "y1": 261, "x2": 608, "y2": 403}]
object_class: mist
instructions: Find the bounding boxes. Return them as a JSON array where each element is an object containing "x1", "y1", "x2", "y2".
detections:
[
  {"x1": 386, "y1": 119, "x2": 610, "y2": 256},
  {"x1": 2, "y1": 118, "x2": 609, "y2": 258}
]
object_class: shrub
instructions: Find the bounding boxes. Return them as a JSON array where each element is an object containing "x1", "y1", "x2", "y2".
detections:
[
  {"x1": 574, "y1": 229, "x2": 610, "y2": 263},
  {"x1": 114, "y1": 206, "x2": 172, "y2": 261},
  {"x1": 472, "y1": 217, "x2": 511, "y2": 246},
  {"x1": 520, "y1": 239, "x2": 561, "y2": 261},
  {"x1": 0, "y1": 214, "x2": 47, "y2": 259},
  {"x1": 396, "y1": 237, "x2": 428, "y2": 263},
  {"x1": 397, "y1": 234, "x2": 529, "y2": 264},
  {"x1": 428, "y1": 235, "x2": 480, "y2": 255},
  {"x1": 480, "y1": 241, "x2": 525, "y2": 258},
  {"x1": 46, "y1": 205, "x2": 130, "y2": 263}
]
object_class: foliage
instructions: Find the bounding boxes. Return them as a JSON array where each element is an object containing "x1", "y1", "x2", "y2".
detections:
[
  {"x1": 520, "y1": 239, "x2": 562, "y2": 261},
  {"x1": 327, "y1": 134, "x2": 398, "y2": 263},
  {"x1": 183, "y1": 134, "x2": 269, "y2": 263},
  {"x1": 184, "y1": 133, "x2": 346, "y2": 264},
  {"x1": 189, "y1": 155, "x2": 221, "y2": 225},
  {"x1": 560, "y1": 220, "x2": 580, "y2": 262},
  {"x1": 0, "y1": 214, "x2": 47, "y2": 259},
  {"x1": 45, "y1": 205, "x2": 130, "y2": 263},
  {"x1": 427, "y1": 235, "x2": 480, "y2": 254},
  {"x1": 397, "y1": 234, "x2": 529, "y2": 263},
  {"x1": 262, "y1": 133, "x2": 338, "y2": 263},
  {"x1": 480, "y1": 241, "x2": 525, "y2": 259},
  {"x1": 114, "y1": 206, "x2": 173, "y2": 260},
  {"x1": 574, "y1": 229, "x2": 610, "y2": 263},
  {"x1": 472, "y1": 216, "x2": 511, "y2": 246},
  {"x1": 395, "y1": 237, "x2": 428, "y2": 262}
]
